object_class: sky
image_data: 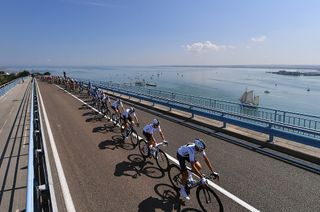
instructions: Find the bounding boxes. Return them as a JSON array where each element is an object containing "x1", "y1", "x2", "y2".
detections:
[{"x1": 0, "y1": 0, "x2": 320, "y2": 66}]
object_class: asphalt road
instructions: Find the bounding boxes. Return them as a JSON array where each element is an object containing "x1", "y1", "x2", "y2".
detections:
[
  {"x1": 38, "y1": 81, "x2": 320, "y2": 212},
  {"x1": 0, "y1": 78, "x2": 31, "y2": 211}
]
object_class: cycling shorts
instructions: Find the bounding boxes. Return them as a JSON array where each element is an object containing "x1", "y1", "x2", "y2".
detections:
[
  {"x1": 177, "y1": 152, "x2": 197, "y2": 172},
  {"x1": 122, "y1": 115, "x2": 132, "y2": 123},
  {"x1": 143, "y1": 131, "x2": 153, "y2": 142}
]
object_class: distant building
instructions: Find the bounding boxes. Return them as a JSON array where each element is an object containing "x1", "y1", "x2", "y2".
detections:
[{"x1": 0, "y1": 71, "x2": 10, "y2": 76}]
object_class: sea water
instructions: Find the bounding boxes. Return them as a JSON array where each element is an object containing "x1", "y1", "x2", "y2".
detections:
[{"x1": 13, "y1": 66, "x2": 320, "y2": 116}]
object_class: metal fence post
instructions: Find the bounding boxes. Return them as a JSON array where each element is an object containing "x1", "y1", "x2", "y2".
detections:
[{"x1": 268, "y1": 123, "x2": 274, "y2": 143}]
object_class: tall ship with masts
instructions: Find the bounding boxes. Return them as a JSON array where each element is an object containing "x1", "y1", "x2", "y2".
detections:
[{"x1": 239, "y1": 89, "x2": 259, "y2": 107}]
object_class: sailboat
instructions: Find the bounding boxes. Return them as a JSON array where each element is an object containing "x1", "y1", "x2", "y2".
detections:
[{"x1": 240, "y1": 89, "x2": 259, "y2": 107}]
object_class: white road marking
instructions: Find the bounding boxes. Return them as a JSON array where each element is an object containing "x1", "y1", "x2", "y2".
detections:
[
  {"x1": 38, "y1": 83, "x2": 76, "y2": 212},
  {"x1": 35, "y1": 81, "x2": 58, "y2": 212},
  {"x1": 55, "y1": 84, "x2": 260, "y2": 212},
  {"x1": 0, "y1": 118, "x2": 9, "y2": 136}
]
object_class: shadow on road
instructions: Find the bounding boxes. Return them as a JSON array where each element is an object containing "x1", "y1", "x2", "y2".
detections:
[
  {"x1": 138, "y1": 183, "x2": 201, "y2": 212},
  {"x1": 98, "y1": 135, "x2": 134, "y2": 150},
  {"x1": 78, "y1": 104, "x2": 89, "y2": 110},
  {"x1": 114, "y1": 154, "x2": 165, "y2": 179}
]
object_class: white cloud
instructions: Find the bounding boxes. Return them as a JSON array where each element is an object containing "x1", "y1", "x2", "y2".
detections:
[
  {"x1": 251, "y1": 36, "x2": 267, "y2": 42},
  {"x1": 185, "y1": 41, "x2": 233, "y2": 53}
]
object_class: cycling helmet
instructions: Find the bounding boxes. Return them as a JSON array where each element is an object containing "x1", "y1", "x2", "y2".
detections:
[
  {"x1": 194, "y1": 138, "x2": 206, "y2": 151},
  {"x1": 130, "y1": 107, "x2": 135, "y2": 112},
  {"x1": 152, "y1": 119, "x2": 160, "y2": 127}
]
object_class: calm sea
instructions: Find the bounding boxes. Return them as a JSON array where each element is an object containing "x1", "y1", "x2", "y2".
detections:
[{"x1": 13, "y1": 66, "x2": 320, "y2": 116}]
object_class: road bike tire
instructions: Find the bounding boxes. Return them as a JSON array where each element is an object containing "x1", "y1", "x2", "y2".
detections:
[
  {"x1": 130, "y1": 129, "x2": 139, "y2": 146},
  {"x1": 196, "y1": 186, "x2": 224, "y2": 212},
  {"x1": 105, "y1": 109, "x2": 111, "y2": 119},
  {"x1": 168, "y1": 164, "x2": 182, "y2": 190},
  {"x1": 138, "y1": 139, "x2": 149, "y2": 158},
  {"x1": 156, "y1": 149, "x2": 170, "y2": 171}
]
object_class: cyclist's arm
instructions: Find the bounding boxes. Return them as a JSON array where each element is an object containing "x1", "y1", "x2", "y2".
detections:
[
  {"x1": 118, "y1": 102, "x2": 123, "y2": 113},
  {"x1": 158, "y1": 131, "x2": 164, "y2": 140},
  {"x1": 203, "y1": 154, "x2": 214, "y2": 173},
  {"x1": 158, "y1": 126, "x2": 165, "y2": 141},
  {"x1": 133, "y1": 113, "x2": 139, "y2": 124},
  {"x1": 191, "y1": 161, "x2": 203, "y2": 178}
]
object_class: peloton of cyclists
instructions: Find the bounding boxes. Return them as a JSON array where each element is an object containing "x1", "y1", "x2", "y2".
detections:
[
  {"x1": 142, "y1": 119, "x2": 166, "y2": 157},
  {"x1": 176, "y1": 138, "x2": 218, "y2": 200}
]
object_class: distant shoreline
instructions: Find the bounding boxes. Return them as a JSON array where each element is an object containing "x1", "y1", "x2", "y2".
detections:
[{"x1": 267, "y1": 70, "x2": 320, "y2": 76}]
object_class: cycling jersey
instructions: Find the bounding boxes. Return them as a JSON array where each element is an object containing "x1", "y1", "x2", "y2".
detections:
[
  {"x1": 122, "y1": 108, "x2": 135, "y2": 118},
  {"x1": 143, "y1": 124, "x2": 161, "y2": 134},
  {"x1": 112, "y1": 100, "x2": 122, "y2": 109},
  {"x1": 102, "y1": 95, "x2": 109, "y2": 103},
  {"x1": 178, "y1": 143, "x2": 206, "y2": 162}
]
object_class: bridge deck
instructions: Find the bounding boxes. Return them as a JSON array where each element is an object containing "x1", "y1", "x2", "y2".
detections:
[
  {"x1": 37, "y1": 81, "x2": 319, "y2": 211},
  {"x1": 0, "y1": 78, "x2": 31, "y2": 211}
]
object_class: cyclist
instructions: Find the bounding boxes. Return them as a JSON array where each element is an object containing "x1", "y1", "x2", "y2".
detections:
[
  {"x1": 111, "y1": 98, "x2": 124, "y2": 119},
  {"x1": 142, "y1": 119, "x2": 166, "y2": 157},
  {"x1": 122, "y1": 107, "x2": 139, "y2": 138},
  {"x1": 101, "y1": 93, "x2": 111, "y2": 109},
  {"x1": 177, "y1": 138, "x2": 218, "y2": 200}
]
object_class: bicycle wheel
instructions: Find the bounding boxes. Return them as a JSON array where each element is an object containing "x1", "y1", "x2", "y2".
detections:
[
  {"x1": 130, "y1": 129, "x2": 139, "y2": 146},
  {"x1": 196, "y1": 186, "x2": 223, "y2": 212},
  {"x1": 138, "y1": 139, "x2": 149, "y2": 158},
  {"x1": 156, "y1": 149, "x2": 170, "y2": 171},
  {"x1": 168, "y1": 164, "x2": 182, "y2": 190},
  {"x1": 106, "y1": 109, "x2": 111, "y2": 119}
]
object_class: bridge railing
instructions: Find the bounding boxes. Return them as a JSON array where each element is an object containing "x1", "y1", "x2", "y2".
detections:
[
  {"x1": 94, "y1": 80, "x2": 320, "y2": 132},
  {"x1": 0, "y1": 77, "x2": 24, "y2": 97},
  {"x1": 26, "y1": 79, "x2": 54, "y2": 212},
  {"x1": 77, "y1": 79, "x2": 320, "y2": 148}
]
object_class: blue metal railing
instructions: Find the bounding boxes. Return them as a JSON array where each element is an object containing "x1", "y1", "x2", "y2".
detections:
[
  {"x1": 0, "y1": 77, "x2": 24, "y2": 97},
  {"x1": 26, "y1": 79, "x2": 34, "y2": 211},
  {"x1": 76, "y1": 78, "x2": 320, "y2": 148},
  {"x1": 89, "y1": 79, "x2": 320, "y2": 131},
  {"x1": 26, "y1": 79, "x2": 53, "y2": 211}
]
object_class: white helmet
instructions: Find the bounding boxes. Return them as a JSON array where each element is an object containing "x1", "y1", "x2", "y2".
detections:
[
  {"x1": 152, "y1": 119, "x2": 160, "y2": 127},
  {"x1": 194, "y1": 138, "x2": 206, "y2": 151}
]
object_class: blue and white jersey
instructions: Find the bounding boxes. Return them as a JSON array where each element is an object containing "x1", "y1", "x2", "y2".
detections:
[
  {"x1": 177, "y1": 143, "x2": 206, "y2": 162},
  {"x1": 122, "y1": 108, "x2": 135, "y2": 118},
  {"x1": 143, "y1": 123, "x2": 161, "y2": 134},
  {"x1": 102, "y1": 94, "x2": 109, "y2": 103},
  {"x1": 112, "y1": 100, "x2": 123, "y2": 108}
]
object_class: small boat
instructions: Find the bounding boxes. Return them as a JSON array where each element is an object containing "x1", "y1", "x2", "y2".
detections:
[
  {"x1": 146, "y1": 82, "x2": 157, "y2": 87},
  {"x1": 264, "y1": 90, "x2": 270, "y2": 94},
  {"x1": 135, "y1": 79, "x2": 146, "y2": 86},
  {"x1": 240, "y1": 89, "x2": 259, "y2": 107},
  {"x1": 307, "y1": 88, "x2": 310, "y2": 92}
]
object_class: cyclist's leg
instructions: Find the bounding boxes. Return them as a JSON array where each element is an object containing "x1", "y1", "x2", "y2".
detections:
[
  {"x1": 143, "y1": 131, "x2": 154, "y2": 146},
  {"x1": 177, "y1": 153, "x2": 188, "y2": 186}
]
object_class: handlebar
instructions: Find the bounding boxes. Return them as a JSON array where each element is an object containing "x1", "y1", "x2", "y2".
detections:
[{"x1": 155, "y1": 140, "x2": 168, "y2": 147}]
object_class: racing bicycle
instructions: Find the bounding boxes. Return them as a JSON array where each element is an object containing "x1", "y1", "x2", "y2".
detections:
[
  {"x1": 168, "y1": 164, "x2": 223, "y2": 212},
  {"x1": 138, "y1": 139, "x2": 170, "y2": 171}
]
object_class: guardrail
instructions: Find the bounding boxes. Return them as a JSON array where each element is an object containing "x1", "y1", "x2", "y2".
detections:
[
  {"x1": 26, "y1": 79, "x2": 54, "y2": 211},
  {"x1": 0, "y1": 77, "x2": 24, "y2": 97},
  {"x1": 95, "y1": 80, "x2": 320, "y2": 131},
  {"x1": 77, "y1": 78, "x2": 320, "y2": 148}
]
